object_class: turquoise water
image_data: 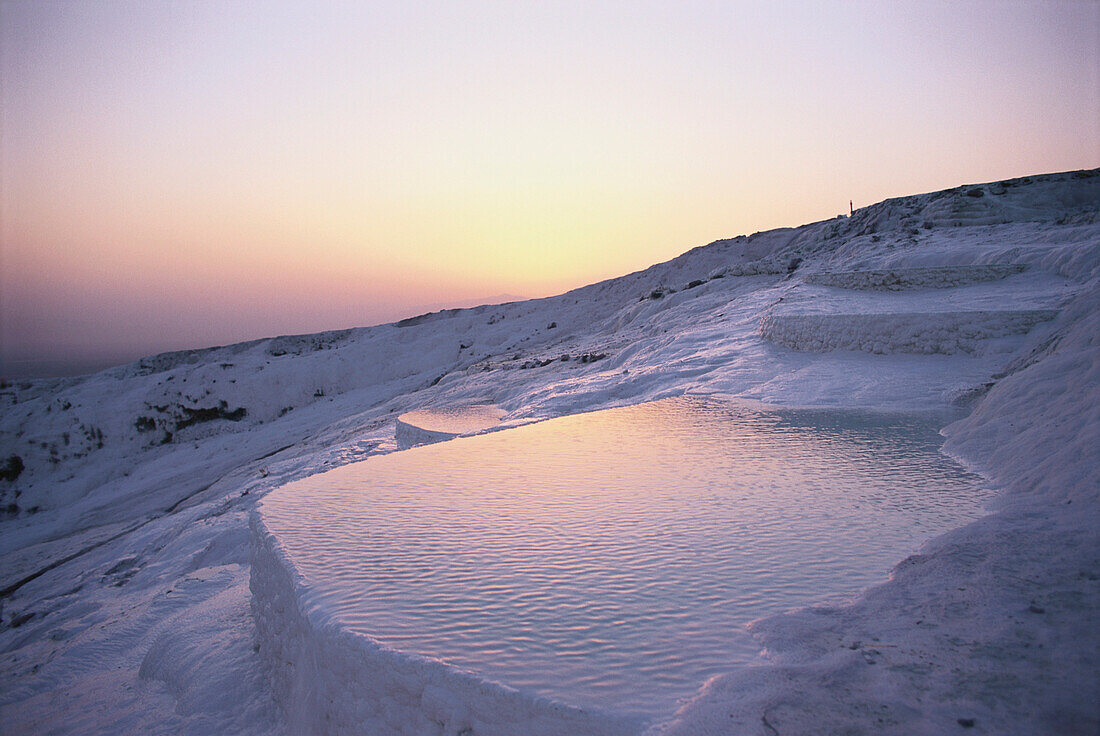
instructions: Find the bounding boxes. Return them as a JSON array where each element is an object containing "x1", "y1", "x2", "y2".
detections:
[{"x1": 261, "y1": 397, "x2": 991, "y2": 722}]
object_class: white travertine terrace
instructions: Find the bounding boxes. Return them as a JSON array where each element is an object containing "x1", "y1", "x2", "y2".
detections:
[
  {"x1": 395, "y1": 405, "x2": 506, "y2": 448},
  {"x1": 3, "y1": 170, "x2": 1096, "y2": 735},
  {"x1": 249, "y1": 512, "x2": 637, "y2": 736}
]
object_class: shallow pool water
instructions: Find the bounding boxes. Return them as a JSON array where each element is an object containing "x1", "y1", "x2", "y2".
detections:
[
  {"x1": 261, "y1": 397, "x2": 992, "y2": 722},
  {"x1": 397, "y1": 404, "x2": 505, "y2": 435}
]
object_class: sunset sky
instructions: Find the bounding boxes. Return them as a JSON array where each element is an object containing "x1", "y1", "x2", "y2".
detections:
[{"x1": 2, "y1": 1, "x2": 1098, "y2": 377}]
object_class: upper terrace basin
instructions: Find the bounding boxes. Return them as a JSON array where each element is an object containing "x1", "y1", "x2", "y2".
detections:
[
  {"x1": 254, "y1": 397, "x2": 993, "y2": 729},
  {"x1": 395, "y1": 404, "x2": 506, "y2": 447}
]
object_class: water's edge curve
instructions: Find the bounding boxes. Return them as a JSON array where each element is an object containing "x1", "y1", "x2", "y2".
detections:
[{"x1": 249, "y1": 510, "x2": 640, "y2": 736}]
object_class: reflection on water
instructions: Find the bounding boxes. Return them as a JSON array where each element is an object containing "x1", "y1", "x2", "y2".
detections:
[
  {"x1": 262, "y1": 397, "x2": 991, "y2": 722},
  {"x1": 397, "y1": 404, "x2": 505, "y2": 434}
]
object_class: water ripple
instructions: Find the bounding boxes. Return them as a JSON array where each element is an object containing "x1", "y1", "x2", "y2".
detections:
[{"x1": 262, "y1": 398, "x2": 992, "y2": 721}]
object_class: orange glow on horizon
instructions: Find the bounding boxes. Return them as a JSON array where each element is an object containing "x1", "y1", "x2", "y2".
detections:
[{"x1": 2, "y1": 1, "x2": 1097, "y2": 374}]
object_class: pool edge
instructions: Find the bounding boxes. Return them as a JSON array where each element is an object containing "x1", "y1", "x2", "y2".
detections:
[{"x1": 248, "y1": 506, "x2": 641, "y2": 736}]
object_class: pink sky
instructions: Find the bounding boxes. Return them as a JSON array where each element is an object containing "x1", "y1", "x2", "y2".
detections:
[{"x1": 2, "y1": 1, "x2": 1098, "y2": 376}]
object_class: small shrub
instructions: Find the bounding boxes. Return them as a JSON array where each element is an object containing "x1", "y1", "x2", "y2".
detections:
[{"x1": 1, "y1": 455, "x2": 25, "y2": 482}]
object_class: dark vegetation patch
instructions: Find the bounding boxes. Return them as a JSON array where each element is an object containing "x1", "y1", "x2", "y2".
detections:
[
  {"x1": 0, "y1": 455, "x2": 24, "y2": 482},
  {"x1": 640, "y1": 285, "x2": 677, "y2": 301},
  {"x1": 175, "y1": 402, "x2": 247, "y2": 430},
  {"x1": 81, "y1": 424, "x2": 105, "y2": 449},
  {"x1": 518, "y1": 352, "x2": 607, "y2": 369},
  {"x1": 134, "y1": 400, "x2": 247, "y2": 443},
  {"x1": 266, "y1": 329, "x2": 353, "y2": 357}
]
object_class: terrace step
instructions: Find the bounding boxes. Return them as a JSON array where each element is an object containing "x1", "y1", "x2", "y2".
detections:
[
  {"x1": 760, "y1": 309, "x2": 1058, "y2": 355},
  {"x1": 805, "y1": 264, "x2": 1025, "y2": 291}
]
